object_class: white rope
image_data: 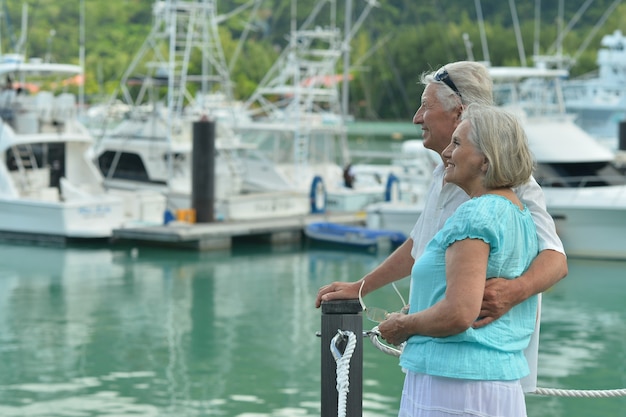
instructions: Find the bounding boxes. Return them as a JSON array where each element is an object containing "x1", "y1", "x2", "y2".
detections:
[
  {"x1": 365, "y1": 326, "x2": 626, "y2": 399},
  {"x1": 331, "y1": 329, "x2": 357, "y2": 417},
  {"x1": 531, "y1": 387, "x2": 626, "y2": 398},
  {"x1": 366, "y1": 326, "x2": 402, "y2": 357}
]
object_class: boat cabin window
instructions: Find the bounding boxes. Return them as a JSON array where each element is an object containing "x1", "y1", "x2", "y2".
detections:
[
  {"x1": 535, "y1": 161, "x2": 626, "y2": 187},
  {"x1": 97, "y1": 151, "x2": 151, "y2": 182}
]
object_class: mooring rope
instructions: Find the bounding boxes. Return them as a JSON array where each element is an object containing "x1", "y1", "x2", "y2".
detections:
[
  {"x1": 331, "y1": 329, "x2": 357, "y2": 417},
  {"x1": 531, "y1": 387, "x2": 626, "y2": 398},
  {"x1": 365, "y1": 326, "x2": 626, "y2": 399}
]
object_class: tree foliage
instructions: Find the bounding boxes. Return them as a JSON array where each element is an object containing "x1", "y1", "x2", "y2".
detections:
[{"x1": 1, "y1": 0, "x2": 625, "y2": 119}]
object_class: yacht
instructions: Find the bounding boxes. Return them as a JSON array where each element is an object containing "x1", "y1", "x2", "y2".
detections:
[
  {"x1": 233, "y1": 0, "x2": 395, "y2": 212},
  {"x1": 90, "y1": 0, "x2": 310, "y2": 221},
  {"x1": 562, "y1": 29, "x2": 626, "y2": 149},
  {"x1": 0, "y1": 54, "x2": 165, "y2": 242},
  {"x1": 491, "y1": 65, "x2": 626, "y2": 259}
]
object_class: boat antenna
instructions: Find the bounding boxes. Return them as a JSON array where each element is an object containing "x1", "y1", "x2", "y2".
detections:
[
  {"x1": 341, "y1": 0, "x2": 352, "y2": 121},
  {"x1": 14, "y1": 3, "x2": 27, "y2": 56},
  {"x1": 571, "y1": 0, "x2": 623, "y2": 64},
  {"x1": 463, "y1": 33, "x2": 474, "y2": 61},
  {"x1": 547, "y1": 0, "x2": 594, "y2": 56},
  {"x1": 223, "y1": 0, "x2": 262, "y2": 73},
  {"x1": 79, "y1": 0, "x2": 85, "y2": 116},
  {"x1": 0, "y1": 1, "x2": 3, "y2": 56},
  {"x1": 509, "y1": 0, "x2": 527, "y2": 66},
  {"x1": 474, "y1": 0, "x2": 490, "y2": 64},
  {"x1": 533, "y1": 0, "x2": 540, "y2": 57}
]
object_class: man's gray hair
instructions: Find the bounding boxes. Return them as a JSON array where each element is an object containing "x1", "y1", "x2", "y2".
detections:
[{"x1": 421, "y1": 61, "x2": 494, "y2": 111}]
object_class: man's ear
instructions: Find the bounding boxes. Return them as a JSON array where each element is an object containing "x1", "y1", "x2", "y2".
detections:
[{"x1": 457, "y1": 104, "x2": 466, "y2": 120}]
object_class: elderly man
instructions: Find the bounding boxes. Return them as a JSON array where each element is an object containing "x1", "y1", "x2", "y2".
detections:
[{"x1": 315, "y1": 60, "x2": 567, "y2": 391}]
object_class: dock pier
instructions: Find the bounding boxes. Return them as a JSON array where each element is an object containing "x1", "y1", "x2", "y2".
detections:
[{"x1": 112, "y1": 211, "x2": 365, "y2": 251}]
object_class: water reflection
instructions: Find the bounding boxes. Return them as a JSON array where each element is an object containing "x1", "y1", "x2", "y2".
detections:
[{"x1": 0, "y1": 244, "x2": 623, "y2": 416}]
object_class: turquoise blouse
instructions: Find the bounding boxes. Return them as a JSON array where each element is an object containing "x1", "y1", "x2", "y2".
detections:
[{"x1": 399, "y1": 194, "x2": 539, "y2": 381}]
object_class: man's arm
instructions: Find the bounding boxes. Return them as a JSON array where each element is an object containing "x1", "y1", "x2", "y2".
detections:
[
  {"x1": 315, "y1": 238, "x2": 415, "y2": 308},
  {"x1": 473, "y1": 249, "x2": 567, "y2": 328}
]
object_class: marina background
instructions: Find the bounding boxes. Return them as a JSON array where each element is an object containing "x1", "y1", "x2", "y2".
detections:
[
  {"x1": 0, "y1": 240, "x2": 624, "y2": 417},
  {"x1": 0, "y1": 1, "x2": 624, "y2": 414}
]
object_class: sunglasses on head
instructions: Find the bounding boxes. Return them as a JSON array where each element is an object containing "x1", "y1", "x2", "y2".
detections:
[{"x1": 434, "y1": 68, "x2": 462, "y2": 98}]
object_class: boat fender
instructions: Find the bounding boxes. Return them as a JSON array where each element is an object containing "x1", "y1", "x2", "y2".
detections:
[
  {"x1": 385, "y1": 173, "x2": 400, "y2": 202},
  {"x1": 310, "y1": 175, "x2": 327, "y2": 213}
]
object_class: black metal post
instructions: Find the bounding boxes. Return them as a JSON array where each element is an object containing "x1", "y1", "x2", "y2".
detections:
[
  {"x1": 192, "y1": 117, "x2": 215, "y2": 223},
  {"x1": 321, "y1": 299, "x2": 363, "y2": 417},
  {"x1": 619, "y1": 120, "x2": 626, "y2": 151}
]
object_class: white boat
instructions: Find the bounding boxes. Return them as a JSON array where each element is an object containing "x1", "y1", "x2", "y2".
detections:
[
  {"x1": 233, "y1": 0, "x2": 396, "y2": 212},
  {"x1": 366, "y1": 64, "x2": 626, "y2": 259},
  {"x1": 0, "y1": 54, "x2": 165, "y2": 242},
  {"x1": 491, "y1": 65, "x2": 626, "y2": 260},
  {"x1": 562, "y1": 29, "x2": 626, "y2": 149},
  {"x1": 90, "y1": 0, "x2": 311, "y2": 221}
]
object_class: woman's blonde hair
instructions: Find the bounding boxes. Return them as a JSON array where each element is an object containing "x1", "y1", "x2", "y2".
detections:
[{"x1": 462, "y1": 103, "x2": 534, "y2": 188}]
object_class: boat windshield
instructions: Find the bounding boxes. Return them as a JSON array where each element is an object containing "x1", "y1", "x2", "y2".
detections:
[{"x1": 535, "y1": 161, "x2": 626, "y2": 187}]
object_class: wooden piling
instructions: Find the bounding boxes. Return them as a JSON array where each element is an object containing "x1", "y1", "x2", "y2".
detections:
[
  {"x1": 321, "y1": 299, "x2": 363, "y2": 417},
  {"x1": 192, "y1": 117, "x2": 216, "y2": 223}
]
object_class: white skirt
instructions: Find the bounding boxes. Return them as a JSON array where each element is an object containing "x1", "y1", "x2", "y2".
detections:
[{"x1": 398, "y1": 371, "x2": 527, "y2": 417}]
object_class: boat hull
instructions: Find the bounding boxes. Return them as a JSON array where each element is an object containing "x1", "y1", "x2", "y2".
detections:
[
  {"x1": 219, "y1": 192, "x2": 311, "y2": 221},
  {"x1": 0, "y1": 198, "x2": 125, "y2": 239},
  {"x1": 549, "y1": 205, "x2": 626, "y2": 259},
  {"x1": 365, "y1": 201, "x2": 422, "y2": 235},
  {"x1": 304, "y1": 221, "x2": 406, "y2": 251}
]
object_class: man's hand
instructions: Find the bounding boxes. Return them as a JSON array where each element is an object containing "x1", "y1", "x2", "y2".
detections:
[
  {"x1": 315, "y1": 281, "x2": 361, "y2": 308},
  {"x1": 473, "y1": 278, "x2": 523, "y2": 328}
]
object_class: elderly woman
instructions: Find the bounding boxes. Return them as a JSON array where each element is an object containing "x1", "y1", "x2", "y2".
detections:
[{"x1": 379, "y1": 103, "x2": 538, "y2": 417}]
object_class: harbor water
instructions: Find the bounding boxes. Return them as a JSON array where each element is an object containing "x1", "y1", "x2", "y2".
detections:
[{"x1": 0, "y1": 241, "x2": 624, "y2": 416}]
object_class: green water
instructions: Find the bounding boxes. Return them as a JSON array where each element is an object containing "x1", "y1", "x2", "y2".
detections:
[{"x1": 0, "y1": 241, "x2": 624, "y2": 416}]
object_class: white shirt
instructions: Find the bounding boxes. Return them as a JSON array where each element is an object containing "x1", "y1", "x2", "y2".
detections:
[{"x1": 410, "y1": 163, "x2": 565, "y2": 259}]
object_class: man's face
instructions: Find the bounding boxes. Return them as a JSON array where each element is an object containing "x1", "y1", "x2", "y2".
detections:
[{"x1": 412, "y1": 83, "x2": 462, "y2": 157}]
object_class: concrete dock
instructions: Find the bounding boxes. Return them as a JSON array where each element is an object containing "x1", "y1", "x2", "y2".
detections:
[{"x1": 112, "y1": 211, "x2": 366, "y2": 250}]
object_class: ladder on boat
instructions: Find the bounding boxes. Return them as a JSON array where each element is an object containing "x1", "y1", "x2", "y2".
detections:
[{"x1": 10, "y1": 144, "x2": 38, "y2": 192}]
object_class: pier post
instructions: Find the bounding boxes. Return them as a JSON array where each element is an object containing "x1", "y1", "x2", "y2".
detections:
[
  {"x1": 321, "y1": 299, "x2": 363, "y2": 417},
  {"x1": 192, "y1": 117, "x2": 216, "y2": 223},
  {"x1": 619, "y1": 120, "x2": 626, "y2": 151}
]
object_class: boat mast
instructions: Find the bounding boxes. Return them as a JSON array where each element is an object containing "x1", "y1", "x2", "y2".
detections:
[{"x1": 79, "y1": 0, "x2": 85, "y2": 116}]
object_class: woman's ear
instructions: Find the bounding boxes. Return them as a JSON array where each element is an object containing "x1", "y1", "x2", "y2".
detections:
[{"x1": 481, "y1": 157, "x2": 489, "y2": 173}]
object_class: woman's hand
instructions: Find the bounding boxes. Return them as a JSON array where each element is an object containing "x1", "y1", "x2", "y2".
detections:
[{"x1": 377, "y1": 312, "x2": 410, "y2": 346}]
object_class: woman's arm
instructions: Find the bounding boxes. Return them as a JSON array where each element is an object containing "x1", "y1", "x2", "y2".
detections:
[{"x1": 378, "y1": 238, "x2": 488, "y2": 345}]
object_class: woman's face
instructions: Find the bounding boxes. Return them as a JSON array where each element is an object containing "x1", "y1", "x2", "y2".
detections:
[{"x1": 442, "y1": 119, "x2": 487, "y2": 194}]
